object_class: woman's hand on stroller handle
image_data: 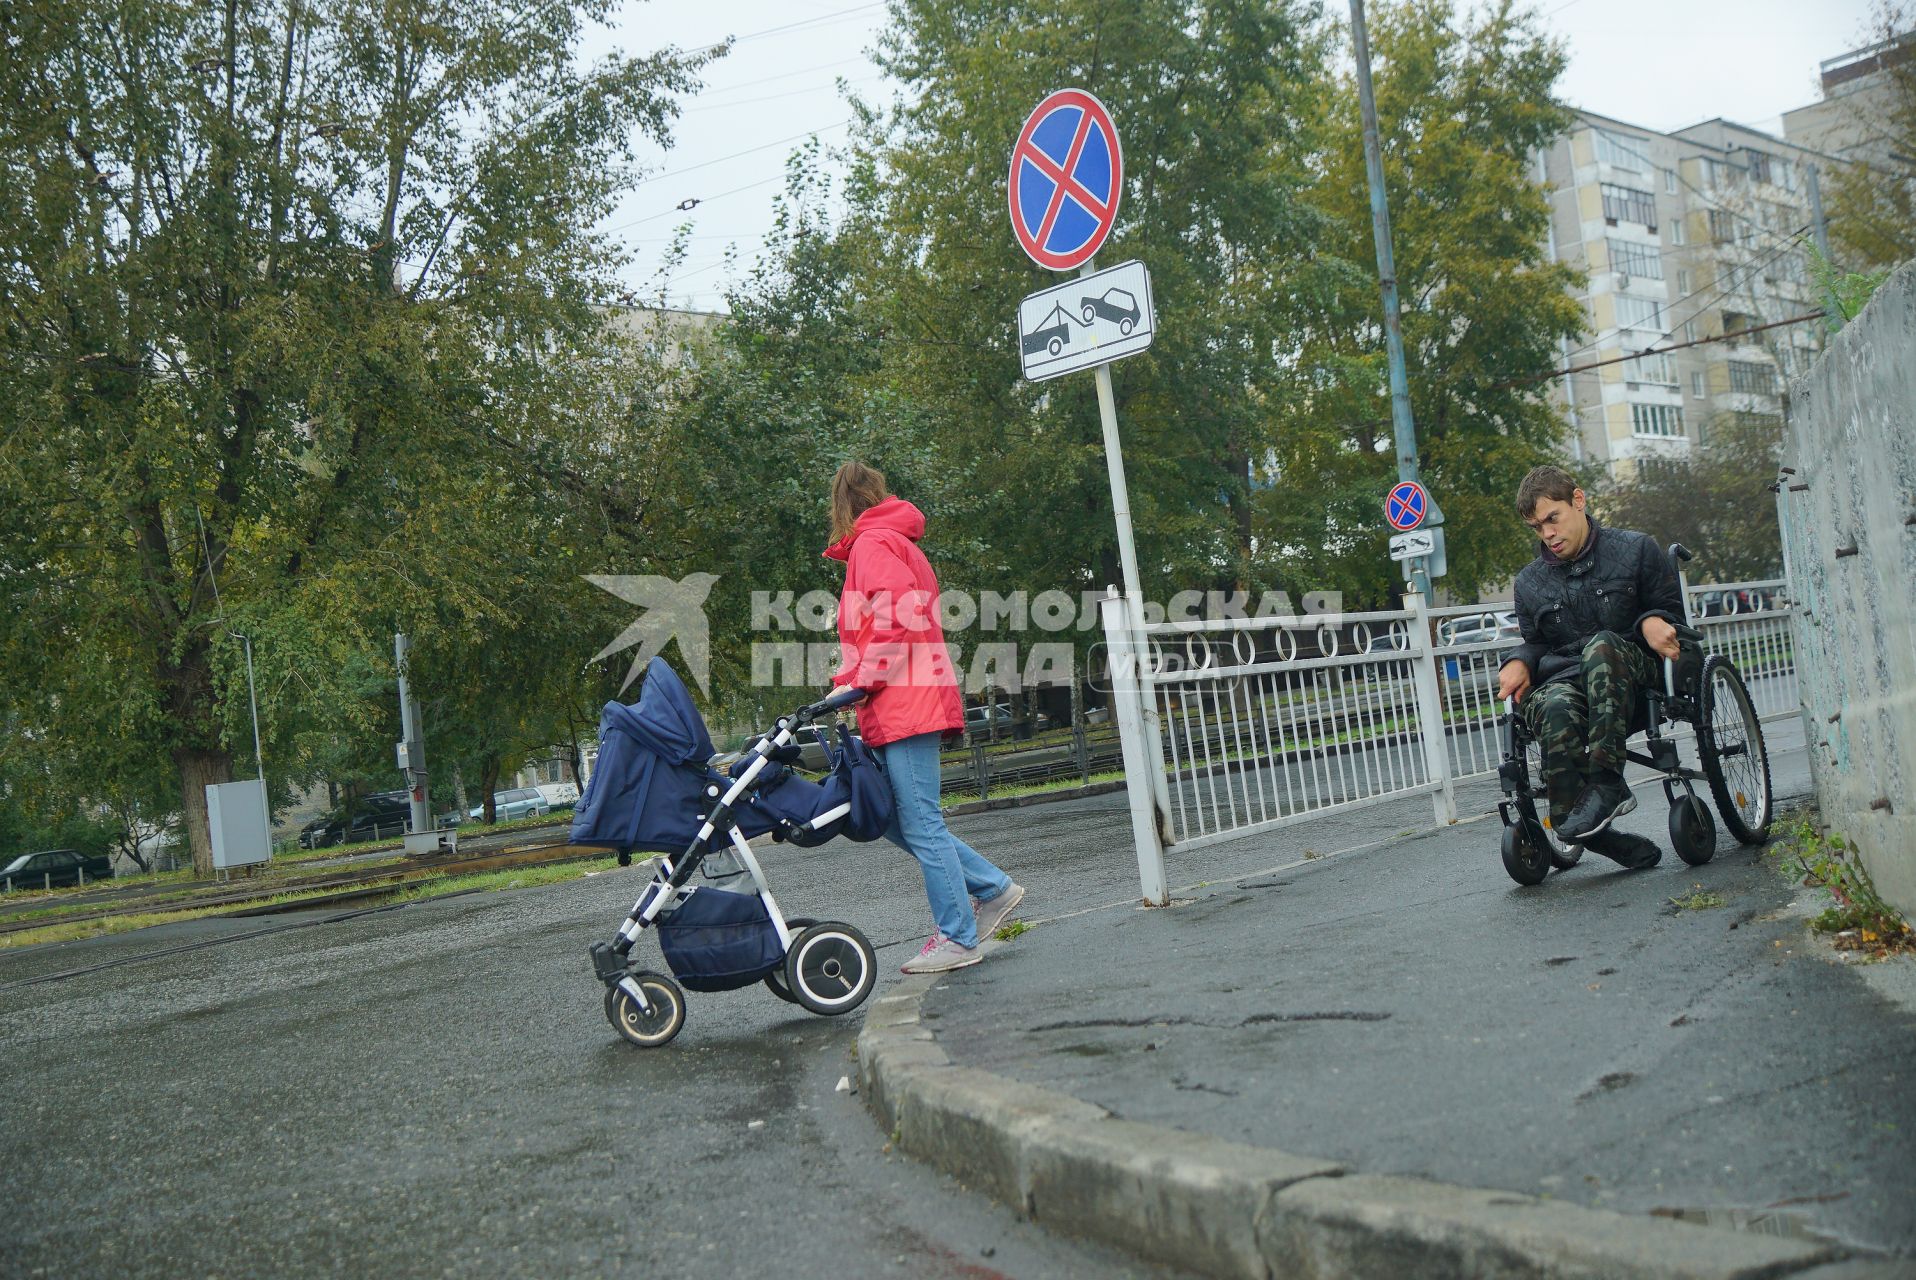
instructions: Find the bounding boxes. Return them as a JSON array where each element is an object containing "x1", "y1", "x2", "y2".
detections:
[{"x1": 797, "y1": 686, "x2": 867, "y2": 720}]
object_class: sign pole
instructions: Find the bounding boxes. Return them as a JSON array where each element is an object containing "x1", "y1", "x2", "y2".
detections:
[
  {"x1": 1085, "y1": 262, "x2": 1146, "y2": 608},
  {"x1": 1350, "y1": 0, "x2": 1431, "y2": 598}
]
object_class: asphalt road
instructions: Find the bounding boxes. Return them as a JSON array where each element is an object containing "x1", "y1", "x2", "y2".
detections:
[
  {"x1": 6, "y1": 712, "x2": 1894, "y2": 1274},
  {"x1": 0, "y1": 820, "x2": 1184, "y2": 1279}
]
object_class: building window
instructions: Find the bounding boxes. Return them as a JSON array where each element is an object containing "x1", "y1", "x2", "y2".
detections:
[
  {"x1": 1607, "y1": 238, "x2": 1664, "y2": 280},
  {"x1": 1691, "y1": 371, "x2": 1705, "y2": 397},
  {"x1": 1664, "y1": 168, "x2": 1677, "y2": 194},
  {"x1": 1615, "y1": 294, "x2": 1667, "y2": 331},
  {"x1": 1708, "y1": 209, "x2": 1738, "y2": 243},
  {"x1": 1671, "y1": 218, "x2": 1686, "y2": 246},
  {"x1": 1627, "y1": 351, "x2": 1677, "y2": 385},
  {"x1": 1722, "y1": 310, "x2": 1756, "y2": 337},
  {"x1": 1601, "y1": 183, "x2": 1658, "y2": 228},
  {"x1": 1631, "y1": 403, "x2": 1685, "y2": 437},
  {"x1": 1728, "y1": 360, "x2": 1778, "y2": 395},
  {"x1": 1682, "y1": 319, "x2": 1698, "y2": 343},
  {"x1": 1677, "y1": 268, "x2": 1692, "y2": 294},
  {"x1": 1595, "y1": 129, "x2": 1647, "y2": 172},
  {"x1": 1745, "y1": 149, "x2": 1773, "y2": 185}
]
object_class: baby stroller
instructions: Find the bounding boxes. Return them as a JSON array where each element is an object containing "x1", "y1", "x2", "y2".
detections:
[{"x1": 576, "y1": 657, "x2": 891, "y2": 1047}]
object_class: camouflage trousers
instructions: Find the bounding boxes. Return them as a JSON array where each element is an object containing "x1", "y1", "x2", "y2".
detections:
[{"x1": 1520, "y1": 630, "x2": 1660, "y2": 827}]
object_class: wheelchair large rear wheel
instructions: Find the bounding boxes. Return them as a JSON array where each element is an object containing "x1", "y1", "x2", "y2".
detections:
[{"x1": 1697, "y1": 655, "x2": 1773, "y2": 845}]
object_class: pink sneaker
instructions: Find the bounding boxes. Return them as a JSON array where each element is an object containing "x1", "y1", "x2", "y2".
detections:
[
  {"x1": 900, "y1": 932, "x2": 983, "y2": 974},
  {"x1": 971, "y1": 883, "x2": 1025, "y2": 940}
]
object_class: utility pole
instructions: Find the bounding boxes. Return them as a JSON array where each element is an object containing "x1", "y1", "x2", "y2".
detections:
[
  {"x1": 394, "y1": 633, "x2": 432, "y2": 839},
  {"x1": 1805, "y1": 163, "x2": 1843, "y2": 333},
  {"x1": 1349, "y1": 0, "x2": 1433, "y2": 597}
]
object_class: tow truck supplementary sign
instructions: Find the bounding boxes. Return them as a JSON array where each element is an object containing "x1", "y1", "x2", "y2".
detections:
[
  {"x1": 1017, "y1": 259, "x2": 1155, "y2": 382},
  {"x1": 1008, "y1": 89, "x2": 1123, "y2": 271}
]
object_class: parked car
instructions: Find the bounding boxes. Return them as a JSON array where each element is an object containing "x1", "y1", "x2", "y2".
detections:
[
  {"x1": 297, "y1": 815, "x2": 336, "y2": 850},
  {"x1": 2, "y1": 848, "x2": 113, "y2": 890},
  {"x1": 301, "y1": 791, "x2": 412, "y2": 848},
  {"x1": 1442, "y1": 612, "x2": 1521, "y2": 648},
  {"x1": 534, "y1": 782, "x2": 581, "y2": 810},
  {"x1": 964, "y1": 703, "x2": 1014, "y2": 733},
  {"x1": 708, "y1": 725, "x2": 837, "y2": 776},
  {"x1": 468, "y1": 787, "x2": 549, "y2": 823},
  {"x1": 1365, "y1": 632, "x2": 1411, "y2": 654}
]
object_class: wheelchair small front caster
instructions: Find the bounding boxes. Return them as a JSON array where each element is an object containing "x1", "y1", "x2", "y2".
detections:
[
  {"x1": 1501, "y1": 819, "x2": 1552, "y2": 886},
  {"x1": 1669, "y1": 794, "x2": 1716, "y2": 866}
]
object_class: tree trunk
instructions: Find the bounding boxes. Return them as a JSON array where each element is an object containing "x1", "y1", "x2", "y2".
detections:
[
  {"x1": 175, "y1": 747, "x2": 235, "y2": 877},
  {"x1": 480, "y1": 756, "x2": 500, "y2": 823}
]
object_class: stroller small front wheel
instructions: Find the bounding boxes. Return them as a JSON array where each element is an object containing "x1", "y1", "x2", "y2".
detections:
[
  {"x1": 605, "y1": 971, "x2": 685, "y2": 1048},
  {"x1": 785, "y1": 922, "x2": 876, "y2": 1016}
]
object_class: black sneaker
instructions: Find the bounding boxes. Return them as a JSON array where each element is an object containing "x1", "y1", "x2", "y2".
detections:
[
  {"x1": 1583, "y1": 830, "x2": 1662, "y2": 870},
  {"x1": 1559, "y1": 772, "x2": 1637, "y2": 841}
]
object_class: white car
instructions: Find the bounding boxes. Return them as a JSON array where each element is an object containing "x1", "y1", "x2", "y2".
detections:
[
  {"x1": 468, "y1": 787, "x2": 549, "y2": 822},
  {"x1": 535, "y1": 782, "x2": 580, "y2": 810}
]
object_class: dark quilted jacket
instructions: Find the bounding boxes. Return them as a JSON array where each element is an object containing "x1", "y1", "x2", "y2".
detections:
[{"x1": 1505, "y1": 519, "x2": 1684, "y2": 686}]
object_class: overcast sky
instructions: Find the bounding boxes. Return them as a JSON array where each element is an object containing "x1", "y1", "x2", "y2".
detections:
[{"x1": 579, "y1": 0, "x2": 1884, "y2": 311}]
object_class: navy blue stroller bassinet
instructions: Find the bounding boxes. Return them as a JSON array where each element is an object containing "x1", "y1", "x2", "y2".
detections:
[{"x1": 580, "y1": 658, "x2": 891, "y2": 1047}]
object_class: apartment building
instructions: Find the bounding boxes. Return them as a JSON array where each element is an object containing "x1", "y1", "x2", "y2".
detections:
[
  {"x1": 1783, "y1": 31, "x2": 1913, "y2": 167},
  {"x1": 1535, "y1": 112, "x2": 1830, "y2": 479}
]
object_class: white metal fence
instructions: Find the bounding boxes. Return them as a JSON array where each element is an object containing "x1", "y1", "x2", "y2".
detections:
[{"x1": 1101, "y1": 577, "x2": 1796, "y2": 902}]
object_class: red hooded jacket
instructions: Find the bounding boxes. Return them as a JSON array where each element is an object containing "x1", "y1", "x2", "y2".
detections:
[{"x1": 823, "y1": 497, "x2": 965, "y2": 747}]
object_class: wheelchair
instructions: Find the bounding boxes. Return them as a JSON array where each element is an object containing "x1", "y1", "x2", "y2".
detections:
[{"x1": 1496, "y1": 544, "x2": 1774, "y2": 885}]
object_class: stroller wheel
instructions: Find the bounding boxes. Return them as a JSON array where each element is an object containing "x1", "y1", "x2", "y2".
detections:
[
  {"x1": 764, "y1": 918, "x2": 817, "y2": 1004},
  {"x1": 785, "y1": 922, "x2": 876, "y2": 1016},
  {"x1": 604, "y1": 971, "x2": 685, "y2": 1048}
]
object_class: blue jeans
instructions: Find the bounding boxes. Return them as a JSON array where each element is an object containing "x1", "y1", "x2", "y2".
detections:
[{"x1": 877, "y1": 732, "x2": 1012, "y2": 948}]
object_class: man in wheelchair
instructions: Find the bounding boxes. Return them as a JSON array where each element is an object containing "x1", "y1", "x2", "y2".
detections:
[{"x1": 1495, "y1": 466, "x2": 1683, "y2": 870}]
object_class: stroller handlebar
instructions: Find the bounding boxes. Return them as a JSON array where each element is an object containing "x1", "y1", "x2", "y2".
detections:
[{"x1": 796, "y1": 686, "x2": 867, "y2": 720}]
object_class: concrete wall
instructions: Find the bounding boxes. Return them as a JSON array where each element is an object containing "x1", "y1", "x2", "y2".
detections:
[{"x1": 1778, "y1": 260, "x2": 1916, "y2": 915}]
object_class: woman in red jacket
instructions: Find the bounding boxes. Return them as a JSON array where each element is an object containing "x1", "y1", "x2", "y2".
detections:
[{"x1": 825, "y1": 461, "x2": 1025, "y2": 973}]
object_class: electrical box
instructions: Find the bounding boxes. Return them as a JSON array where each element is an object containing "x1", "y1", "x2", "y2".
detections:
[{"x1": 207, "y1": 779, "x2": 272, "y2": 870}]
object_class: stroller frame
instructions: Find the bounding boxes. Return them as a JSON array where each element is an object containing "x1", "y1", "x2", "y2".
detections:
[{"x1": 589, "y1": 685, "x2": 874, "y2": 1047}]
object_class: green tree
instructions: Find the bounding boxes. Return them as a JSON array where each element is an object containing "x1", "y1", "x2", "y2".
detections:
[
  {"x1": 844, "y1": 0, "x2": 1339, "y2": 614},
  {"x1": 0, "y1": 0, "x2": 708, "y2": 872},
  {"x1": 1595, "y1": 411, "x2": 1785, "y2": 583},
  {"x1": 1258, "y1": 0, "x2": 1584, "y2": 606}
]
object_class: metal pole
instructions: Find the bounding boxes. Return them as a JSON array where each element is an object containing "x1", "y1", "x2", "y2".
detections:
[
  {"x1": 1084, "y1": 261, "x2": 1147, "y2": 608},
  {"x1": 1102, "y1": 591, "x2": 1168, "y2": 904},
  {"x1": 395, "y1": 633, "x2": 432, "y2": 837},
  {"x1": 242, "y1": 636, "x2": 264, "y2": 781},
  {"x1": 1406, "y1": 591, "x2": 1457, "y2": 825},
  {"x1": 1805, "y1": 164, "x2": 1843, "y2": 333},
  {"x1": 1349, "y1": 0, "x2": 1431, "y2": 597}
]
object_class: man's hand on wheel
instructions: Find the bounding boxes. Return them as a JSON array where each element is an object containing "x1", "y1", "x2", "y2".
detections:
[
  {"x1": 1641, "y1": 615, "x2": 1680, "y2": 660},
  {"x1": 1497, "y1": 660, "x2": 1532, "y2": 703}
]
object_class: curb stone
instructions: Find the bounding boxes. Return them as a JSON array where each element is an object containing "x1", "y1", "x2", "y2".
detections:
[{"x1": 858, "y1": 975, "x2": 1860, "y2": 1280}]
